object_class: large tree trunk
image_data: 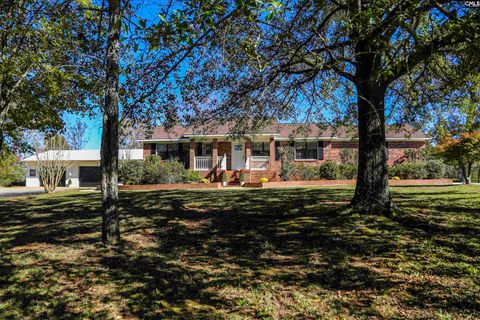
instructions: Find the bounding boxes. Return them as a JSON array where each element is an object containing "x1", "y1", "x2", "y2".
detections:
[
  {"x1": 101, "y1": 0, "x2": 122, "y2": 245},
  {"x1": 351, "y1": 48, "x2": 392, "y2": 213}
]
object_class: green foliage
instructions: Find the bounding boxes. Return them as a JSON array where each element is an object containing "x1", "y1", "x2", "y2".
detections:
[
  {"x1": 119, "y1": 160, "x2": 144, "y2": 185},
  {"x1": 318, "y1": 161, "x2": 339, "y2": 180},
  {"x1": 295, "y1": 164, "x2": 318, "y2": 181},
  {"x1": 388, "y1": 162, "x2": 427, "y2": 179},
  {"x1": 239, "y1": 170, "x2": 246, "y2": 183},
  {"x1": 279, "y1": 145, "x2": 295, "y2": 181},
  {"x1": 183, "y1": 169, "x2": 203, "y2": 183},
  {"x1": 338, "y1": 163, "x2": 357, "y2": 180},
  {"x1": 425, "y1": 160, "x2": 445, "y2": 179},
  {"x1": 404, "y1": 148, "x2": 425, "y2": 162},
  {"x1": 0, "y1": 0, "x2": 102, "y2": 151},
  {"x1": 435, "y1": 131, "x2": 480, "y2": 183},
  {"x1": 296, "y1": 162, "x2": 356, "y2": 180},
  {"x1": 0, "y1": 151, "x2": 25, "y2": 187},
  {"x1": 436, "y1": 132, "x2": 480, "y2": 167},
  {"x1": 200, "y1": 178, "x2": 209, "y2": 184},
  {"x1": 389, "y1": 161, "x2": 457, "y2": 180},
  {"x1": 339, "y1": 149, "x2": 358, "y2": 164},
  {"x1": 119, "y1": 157, "x2": 208, "y2": 185},
  {"x1": 260, "y1": 177, "x2": 269, "y2": 183},
  {"x1": 144, "y1": 156, "x2": 186, "y2": 184}
]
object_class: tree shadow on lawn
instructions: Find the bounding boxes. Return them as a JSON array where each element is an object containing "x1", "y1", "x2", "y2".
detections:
[
  {"x1": 0, "y1": 187, "x2": 478, "y2": 319},
  {"x1": 100, "y1": 188, "x2": 479, "y2": 319}
]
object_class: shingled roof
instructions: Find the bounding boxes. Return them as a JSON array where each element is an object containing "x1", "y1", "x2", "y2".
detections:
[{"x1": 143, "y1": 123, "x2": 427, "y2": 141}]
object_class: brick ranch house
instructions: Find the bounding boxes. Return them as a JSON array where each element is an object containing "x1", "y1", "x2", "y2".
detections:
[{"x1": 141, "y1": 123, "x2": 428, "y2": 182}]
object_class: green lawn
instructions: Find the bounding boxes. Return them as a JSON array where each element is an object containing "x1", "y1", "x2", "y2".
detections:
[{"x1": 0, "y1": 186, "x2": 479, "y2": 319}]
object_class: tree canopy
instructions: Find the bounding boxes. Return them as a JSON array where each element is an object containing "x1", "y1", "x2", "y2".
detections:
[
  {"x1": 436, "y1": 130, "x2": 480, "y2": 184},
  {"x1": 150, "y1": 0, "x2": 480, "y2": 212},
  {"x1": 0, "y1": 0, "x2": 102, "y2": 151}
]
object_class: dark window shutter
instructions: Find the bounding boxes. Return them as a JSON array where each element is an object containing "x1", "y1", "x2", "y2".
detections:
[
  {"x1": 275, "y1": 141, "x2": 280, "y2": 160},
  {"x1": 318, "y1": 141, "x2": 324, "y2": 160},
  {"x1": 150, "y1": 143, "x2": 156, "y2": 155}
]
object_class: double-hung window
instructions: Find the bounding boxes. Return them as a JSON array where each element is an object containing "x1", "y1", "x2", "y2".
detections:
[
  {"x1": 156, "y1": 143, "x2": 180, "y2": 160},
  {"x1": 252, "y1": 142, "x2": 269, "y2": 156},
  {"x1": 295, "y1": 141, "x2": 324, "y2": 160},
  {"x1": 195, "y1": 142, "x2": 212, "y2": 156}
]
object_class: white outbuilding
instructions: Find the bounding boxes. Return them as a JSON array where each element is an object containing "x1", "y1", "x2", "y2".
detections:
[{"x1": 21, "y1": 149, "x2": 143, "y2": 187}]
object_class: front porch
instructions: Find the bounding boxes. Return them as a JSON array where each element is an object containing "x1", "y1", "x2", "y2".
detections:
[{"x1": 189, "y1": 138, "x2": 276, "y2": 172}]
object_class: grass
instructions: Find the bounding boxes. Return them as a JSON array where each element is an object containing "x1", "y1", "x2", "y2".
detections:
[{"x1": 0, "y1": 185, "x2": 479, "y2": 319}]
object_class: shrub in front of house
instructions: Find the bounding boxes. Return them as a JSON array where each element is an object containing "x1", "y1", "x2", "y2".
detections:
[
  {"x1": 388, "y1": 162, "x2": 427, "y2": 179},
  {"x1": 143, "y1": 155, "x2": 186, "y2": 184},
  {"x1": 388, "y1": 161, "x2": 457, "y2": 180},
  {"x1": 183, "y1": 169, "x2": 203, "y2": 183},
  {"x1": 260, "y1": 177, "x2": 269, "y2": 183},
  {"x1": 221, "y1": 171, "x2": 228, "y2": 184},
  {"x1": 318, "y1": 160, "x2": 339, "y2": 180},
  {"x1": 118, "y1": 160, "x2": 145, "y2": 185},
  {"x1": 239, "y1": 170, "x2": 246, "y2": 185},
  {"x1": 424, "y1": 160, "x2": 445, "y2": 179},
  {"x1": 338, "y1": 163, "x2": 357, "y2": 179},
  {"x1": 156, "y1": 160, "x2": 186, "y2": 184},
  {"x1": 279, "y1": 146, "x2": 296, "y2": 181},
  {"x1": 295, "y1": 164, "x2": 319, "y2": 180}
]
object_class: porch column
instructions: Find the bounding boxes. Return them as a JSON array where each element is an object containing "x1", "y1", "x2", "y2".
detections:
[
  {"x1": 269, "y1": 137, "x2": 275, "y2": 171},
  {"x1": 245, "y1": 138, "x2": 252, "y2": 169},
  {"x1": 189, "y1": 139, "x2": 195, "y2": 170},
  {"x1": 212, "y1": 139, "x2": 218, "y2": 169}
]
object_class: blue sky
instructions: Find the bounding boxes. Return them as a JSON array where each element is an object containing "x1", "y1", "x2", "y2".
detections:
[{"x1": 63, "y1": 113, "x2": 103, "y2": 149}]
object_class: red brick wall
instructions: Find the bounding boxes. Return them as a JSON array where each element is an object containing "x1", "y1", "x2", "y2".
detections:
[
  {"x1": 329, "y1": 140, "x2": 425, "y2": 165},
  {"x1": 274, "y1": 141, "x2": 332, "y2": 168},
  {"x1": 143, "y1": 143, "x2": 153, "y2": 158},
  {"x1": 218, "y1": 141, "x2": 232, "y2": 170},
  {"x1": 141, "y1": 139, "x2": 425, "y2": 173}
]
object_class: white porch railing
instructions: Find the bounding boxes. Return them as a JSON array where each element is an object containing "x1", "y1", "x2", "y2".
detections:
[
  {"x1": 194, "y1": 156, "x2": 212, "y2": 170},
  {"x1": 246, "y1": 156, "x2": 270, "y2": 170},
  {"x1": 217, "y1": 154, "x2": 227, "y2": 170}
]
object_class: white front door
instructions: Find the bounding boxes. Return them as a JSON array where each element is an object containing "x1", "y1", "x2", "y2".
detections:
[{"x1": 231, "y1": 142, "x2": 245, "y2": 170}]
